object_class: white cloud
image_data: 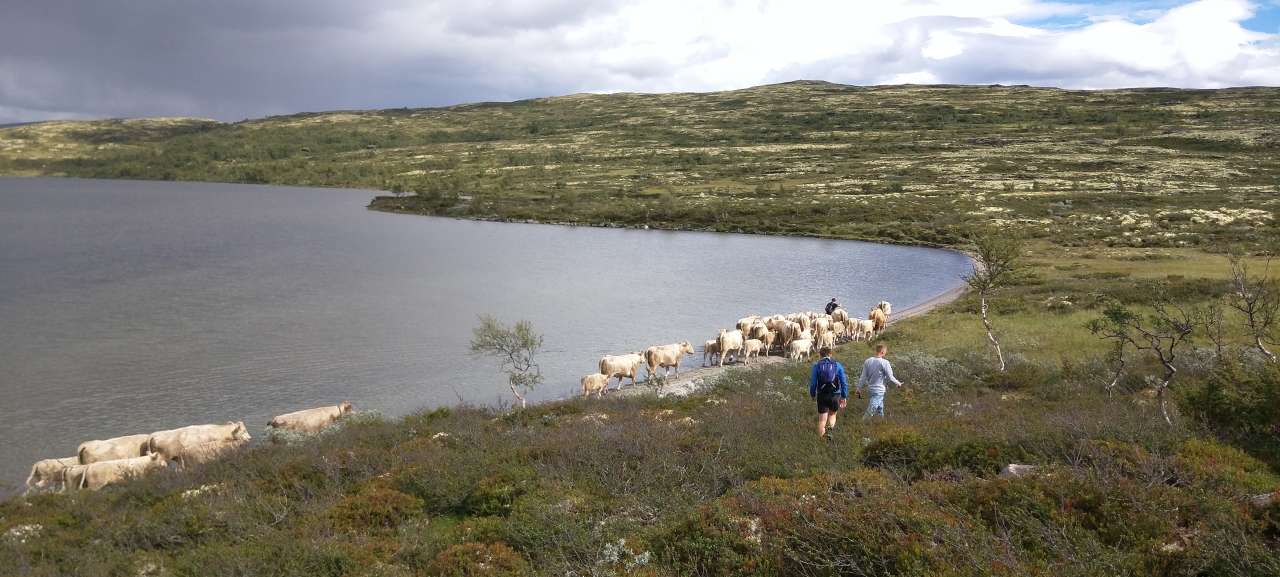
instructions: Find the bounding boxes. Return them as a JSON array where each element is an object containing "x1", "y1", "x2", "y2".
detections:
[{"x1": 0, "y1": 0, "x2": 1276, "y2": 121}]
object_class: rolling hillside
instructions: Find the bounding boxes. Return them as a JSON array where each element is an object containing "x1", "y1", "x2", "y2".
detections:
[{"x1": 1, "y1": 81, "x2": 1277, "y2": 249}]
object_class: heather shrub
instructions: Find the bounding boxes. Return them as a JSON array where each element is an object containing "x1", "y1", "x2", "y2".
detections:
[
  {"x1": 328, "y1": 481, "x2": 424, "y2": 530},
  {"x1": 427, "y1": 542, "x2": 530, "y2": 577},
  {"x1": 654, "y1": 502, "x2": 768, "y2": 577},
  {"x1": 463, "y1": 467, "x2": 536, "y2": 517},
  {"x1": 980, "y1": 361, "x2": 1056, "y2": 391},
  {"x1": 1173, "y1": 439, "x2": 1280, "y2": 495},
  {"x1": 860, "y1": 426, "x2": 936, "y2": 477}
]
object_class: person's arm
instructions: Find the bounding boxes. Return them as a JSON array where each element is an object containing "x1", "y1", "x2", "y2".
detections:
[
  {"x1": 837, "y1": 364, "x2": 848, "y2": 399},
  {"x1": 884, "y1": 359, "x2": 902, "y2": 386},
  {"x1": 855, "y1": 362, "x2": 866, "y2": 395},
  {"x1": 809, "y1": 363, "x2": 818, "y2": 398}
]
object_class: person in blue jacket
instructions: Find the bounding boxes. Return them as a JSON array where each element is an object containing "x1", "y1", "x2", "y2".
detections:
[{"x1": 809, "y1": 347, "x2": 847, "y2": 441}]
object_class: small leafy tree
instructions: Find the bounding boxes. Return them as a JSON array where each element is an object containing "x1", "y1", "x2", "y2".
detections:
[
  {"x1": 470, "y1": 315, "x2": 543, "y2": 409},
  {"x1": 1087, "y1": 289, "x2": 1194, "y2": 425},
  {"x1": 962, "y1": 229, "x2": 1024, "y2": 371},
  {"x1": 1227, "y1": 252, "x2": 1278, "y2": 362}
]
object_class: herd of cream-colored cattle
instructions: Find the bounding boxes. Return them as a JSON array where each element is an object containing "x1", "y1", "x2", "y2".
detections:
[
  {"x1": 582, "y1": 301, "x2": 892, "y2": 397},
  {"x1": 24, "y1": 402, "x2": 354, "y2": 494}
]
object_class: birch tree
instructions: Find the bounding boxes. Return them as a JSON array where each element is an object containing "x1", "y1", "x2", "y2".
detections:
[
  {"x1": 1227, "y1": 252, "x2": 1278, "y2": 362},
  {"x1": 1088, "y1": 292, "x2": 1194, "y2": 426},
  {"x1": 963, "y1": 230, "x2": 1024, "y2": 372},
  {"x1": 470, "y1": 315, "x2": 544, "y2": 409}
]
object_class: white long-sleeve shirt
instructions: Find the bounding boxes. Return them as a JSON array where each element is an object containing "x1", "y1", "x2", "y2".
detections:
[{"x1": 856, "y1": 356, "x2": 901, "y2": 395}]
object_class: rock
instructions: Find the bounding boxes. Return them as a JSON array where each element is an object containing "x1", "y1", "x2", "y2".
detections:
[
  {"x1": 5, "y1": 524, "x2": 42, "y2": 544},
  {"x1": 1000, "y1": 464, "x2": 1039, "y2": 478},
  {"x1": 181, "y1": 484, "x2": 221, "y2": 500},
  {"x1": 1248, "y1": 492, "x2": 1276, "y2": 508},
  {"x1": 431, "y1": 432, "x2": 451, "y2": 440}
]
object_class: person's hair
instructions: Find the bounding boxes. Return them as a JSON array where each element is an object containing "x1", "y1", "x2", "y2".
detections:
[
  {"x1": 819, "y1": 347, "x2": 831, "y2": 357},
  {"x1": 875, "y1": 343, "x2": 888, "y2": 354}
]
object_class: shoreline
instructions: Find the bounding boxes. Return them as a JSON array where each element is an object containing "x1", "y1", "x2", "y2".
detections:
[{"x1": 588, "y1": 281, "x2": 970, "y2": 402}]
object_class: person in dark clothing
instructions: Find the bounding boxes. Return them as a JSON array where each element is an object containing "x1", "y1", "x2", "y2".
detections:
[
  {"x1": 809, "y1": 347, "x2": 847, "y2": 440},
  {"x1": 824, "y1": 298, "x2": 839, "y2": 316}
]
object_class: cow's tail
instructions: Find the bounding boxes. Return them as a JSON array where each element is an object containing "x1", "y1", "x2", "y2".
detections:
[
  {"x1": 146, "y1": 436, "x2": 157, "y2": 457},
  {"x1": 77, "y1": 444, "x2": 89, "y2": 465},
  {"x1": 79, "y1": 465, "x2": 90, "y2": 490}
]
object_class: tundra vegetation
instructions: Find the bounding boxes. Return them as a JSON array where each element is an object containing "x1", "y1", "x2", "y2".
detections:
[{"x1": 2, "y1": 83, "x2": 1279, "y2": 575}]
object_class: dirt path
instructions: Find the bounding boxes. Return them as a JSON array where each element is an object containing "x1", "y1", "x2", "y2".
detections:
[{"x1": 606, "y1": 283, "x2": 969, "y2": 399}]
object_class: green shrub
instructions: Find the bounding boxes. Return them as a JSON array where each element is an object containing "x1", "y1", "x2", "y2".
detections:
[
  {"x1": 944, "y1": 440, "x2": 1025, "y2": 476},
  {"x1": 328, "y1": 482, "x2": 424, "y2": 530},
  {"x1": 861, "y1": 427, "x2": 937, "y2": 476},
  {"x1": 1174, "y1": 439, "x2": 1280, "y2": 495},
  {"x1": 1181, "y1": 361, "x2": 1280, "y2": 439},
  {"x1": 655, "y1": 502, "x2": 767, "y2": 577},
  {"x1": 463, "y1": 468, "x2": 536, "y2": 517},
  {"x1": 426, "y1": 542, "x2": 530, "y2": 577},
  {"x1": 980, "y1": 361, "x2": 1056, "y2": 391}
]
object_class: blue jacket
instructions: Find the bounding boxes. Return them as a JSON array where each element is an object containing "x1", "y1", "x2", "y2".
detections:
[{"x1": 809, "y1": 357, "x2": 848, "y2": 399}]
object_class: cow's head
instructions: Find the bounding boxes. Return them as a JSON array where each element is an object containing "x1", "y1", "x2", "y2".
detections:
[
  {"x1": 339, "y1": 401, "x2": 354, "y2": 414},
  {"x1": 232, "y1": 421, "x2": 252, "y2": 442},
  {"x1": 148, "y1": 453, "x2": 167, "y2": 467},
  {"x1": 680, "y1": 341, "x2": 694, "y2": 354}
]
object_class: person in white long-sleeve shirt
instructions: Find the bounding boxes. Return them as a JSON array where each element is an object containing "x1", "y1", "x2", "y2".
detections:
[{"x1": 855, "y1": 343, "x2": 904, "y2": 419}]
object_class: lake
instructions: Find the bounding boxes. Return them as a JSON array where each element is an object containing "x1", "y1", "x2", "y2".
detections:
[{"x1": 0, "y1": 177, "x2": 972, "y2": 491}]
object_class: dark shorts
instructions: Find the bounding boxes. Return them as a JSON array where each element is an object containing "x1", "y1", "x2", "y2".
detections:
[{"x1": 816, "y1": 392, "x2": 842, "y2": 414}]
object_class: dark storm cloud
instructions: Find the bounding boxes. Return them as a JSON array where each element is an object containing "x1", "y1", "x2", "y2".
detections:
[
  {"x1": 0, "y1": 0, "x2": 625, "y2": 122},
  {"x1": 0, "y1": 0, "x2": 1276, "y2": 123}
]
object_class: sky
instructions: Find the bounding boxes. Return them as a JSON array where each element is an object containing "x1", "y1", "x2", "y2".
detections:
[{"x1": 1, "y1": 0, "x2": 1278, "y2": 124}]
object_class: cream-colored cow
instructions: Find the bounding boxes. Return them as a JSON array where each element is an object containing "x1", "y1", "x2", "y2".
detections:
[
  {"x1": 24, "y1": 457, "x2": 79, "y2": 494},
  {"x1": 148, "y1": 422, "x2": 251, "y2": 467},
  {"x1": 788, "y1": 339, "x2": 814, "y2": 361},
  {"x1": 78, "y1": 434, "x2": 151, "y2": 464},
  {"x1": 79, "y1": 453, "x2": 168, "y2": 491},
  {"x1": 645, "y1": 341, "x2": 695, "y2": 379},
  {"x1": 869, "y1": 308, "x2": 888, "y2": 337},
  {"x1": 702, "y1": 339, "x2": 720, "y2": 367},
  {"x1": 741, "y1": 339, "x2": 765, "y2": 364},
  {"x1": 716, "y1": 329, "x2": 745, "y2": 367},
  {"x1": 854, "y1": 319, "x2": 875, "y2": 342},
  {"x1": 179, "y1": 439, "x2": 249, "y2": 467},
  {"x1": 816, "y1": 329, "x2": 836, "y2": 350},
  {"x1": 600, "y1": 352, "x2": 645, "y2": 389},
  {"x1": 759, "y1": 330, "x2": 777, "y2": 355},
  {"x1": 813, "y1": 317, "x2": 832, "y2": 335},
  {"x1": 269, "y1": 402, "x2": 354, "y2": 434},
  {"x1": 580, "y1": 373, "x2": 610, "y2": 398}
]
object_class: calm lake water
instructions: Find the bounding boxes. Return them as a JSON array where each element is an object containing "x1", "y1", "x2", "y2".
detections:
[{"x1": 0, "y1": 177, "x2": 971, "y2": 491}]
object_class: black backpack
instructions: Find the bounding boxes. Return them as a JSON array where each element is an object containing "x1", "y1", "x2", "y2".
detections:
[{"x1": 816, "y1": 359, "x2": 839, "y2": 393}]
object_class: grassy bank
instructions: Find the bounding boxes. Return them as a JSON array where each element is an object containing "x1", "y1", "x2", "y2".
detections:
[
  {"x1": 1, "y1": 82, "x2": 1278, "y2": 249},
  {"x1": 3, "y1": 243, "x2": 1279, "y2": 576}
]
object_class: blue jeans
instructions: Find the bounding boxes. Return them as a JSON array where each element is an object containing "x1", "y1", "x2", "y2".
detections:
[{"x1": 863, "y1": 391, "x2": 885, "y2": 419}]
